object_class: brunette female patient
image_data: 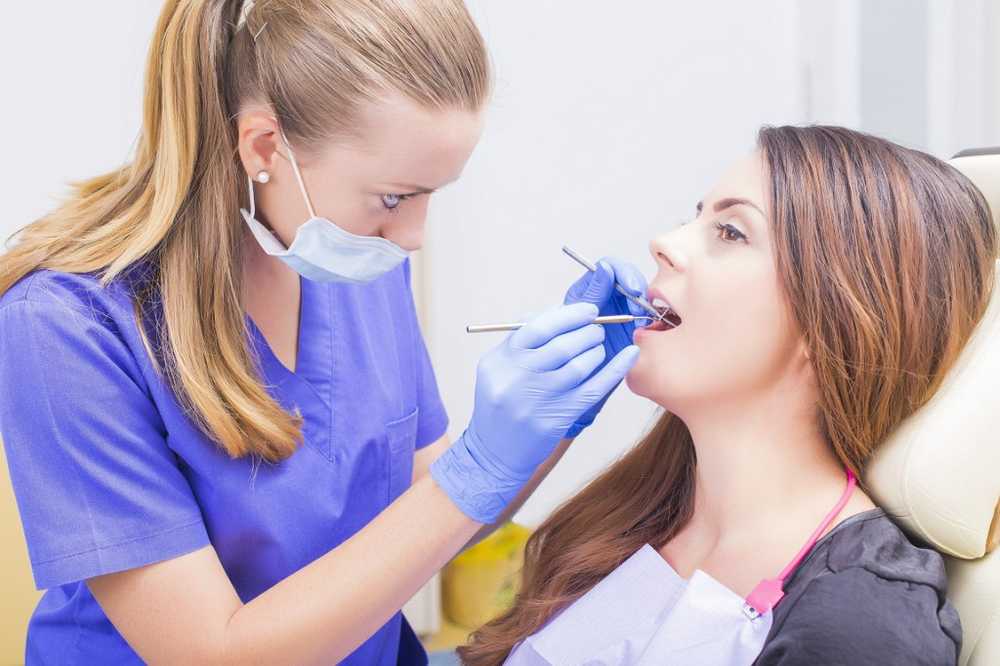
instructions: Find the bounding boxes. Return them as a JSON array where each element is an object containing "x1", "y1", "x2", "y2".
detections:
[{"x1": 461, "y1": 126, "x2": 998, "y2": 665}]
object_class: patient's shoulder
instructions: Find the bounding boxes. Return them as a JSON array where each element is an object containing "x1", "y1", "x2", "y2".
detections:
[{"x1": 755, "y1": 510, "x2": 961, "y2": 665}]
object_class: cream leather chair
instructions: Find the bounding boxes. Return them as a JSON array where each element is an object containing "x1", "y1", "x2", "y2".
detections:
[{"x1": 866, "y1": 148, "x2": 1000, "y2": 666}]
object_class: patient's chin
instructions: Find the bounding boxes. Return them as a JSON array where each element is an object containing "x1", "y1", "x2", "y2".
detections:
[
  {"x1": 626, "y1": 362, "x2": 696, "y2": 412},
  {"x1": 625, "y1": 363, "x2": 663, "y2": 402}
]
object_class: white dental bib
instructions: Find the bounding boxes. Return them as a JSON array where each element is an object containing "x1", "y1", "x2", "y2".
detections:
[
  {"x1": 506, "y1": 544, "x2": 772, "y2": 665},
  {"x1": 505, "y1": 468, "x2": 857, "y2": 665}
]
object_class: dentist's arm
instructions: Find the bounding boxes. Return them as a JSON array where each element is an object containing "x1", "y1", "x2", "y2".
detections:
[
  {"x1": 415, "y1": 434, "x2": 574, "y2": 549},
  {"x1": 88, "y1": 304, "x2": 638, "y2": 665}
]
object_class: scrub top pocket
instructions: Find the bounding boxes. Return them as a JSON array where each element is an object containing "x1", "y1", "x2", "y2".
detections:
[{"x1": 386, "y1": 407, "x2": 419, "y2": 502}]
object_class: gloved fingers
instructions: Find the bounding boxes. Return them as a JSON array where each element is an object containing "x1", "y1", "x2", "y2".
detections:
[
  {"x1": 509, "y1": 302, "x2": 599, "y2": 350},
  {"x1": 603, "y1": 323, "x2": 638, "y2": 357},
  {"x1": 603, "y1": 257, "x2": 647, "y2": 297},
  {"x1": 569, "y1": 345, "x2": 640, "y2": 406},
  {"x1": 546, "y1": 343, "x2": 607, "y2": 392},
  {"x1": 563, "y1": 261, "x2": 615, "y2": 307},
  {"x1": 602, "y1": 257, "x2": 650, "y2": 318},
  {"x1": 523, "y1": 323, "x2": 605, "y2": 372},
  {"x1": 568, "y1": 391, "x2": 611, "y2": 435}
]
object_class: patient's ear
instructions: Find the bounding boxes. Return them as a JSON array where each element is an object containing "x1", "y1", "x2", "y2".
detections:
[
  {"x1": 794, "y1": 338, "x2": 812, "y2": 368},
  {"x1": 791, "y1": 339, "x2": 819, "y2": 400}
]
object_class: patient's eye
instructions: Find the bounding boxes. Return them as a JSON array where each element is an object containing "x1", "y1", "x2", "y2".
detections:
[{"x1": 714, "y1": 220, "x2": 747, "y2": 243}]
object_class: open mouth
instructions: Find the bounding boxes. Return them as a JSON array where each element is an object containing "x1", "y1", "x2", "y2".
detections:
[{"x1": 645, "y1": 297, "x2": 682, "y2": 331}]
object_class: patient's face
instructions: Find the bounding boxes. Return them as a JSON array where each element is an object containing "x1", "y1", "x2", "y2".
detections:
[{"x1": 626, "y1": 152, "x2": 807, "y2": 413}]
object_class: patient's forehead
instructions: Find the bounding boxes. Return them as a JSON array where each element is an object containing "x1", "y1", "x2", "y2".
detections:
[{"x1": 702, "y1": 152, "x2": 767, "y2": 214}]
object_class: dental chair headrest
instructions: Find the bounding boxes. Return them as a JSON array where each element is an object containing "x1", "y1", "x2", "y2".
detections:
[
  {"x1": 950, "y1": 148, "x2": 1000, "y2": 228},
  {"x1": 864, "y1": 149, "x2": 1000, "y2": 559}
]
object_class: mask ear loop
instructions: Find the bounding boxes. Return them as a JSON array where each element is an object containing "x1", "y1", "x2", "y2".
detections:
[
  {"x1": 279, "y1": 128, "x2": 318, "y2": 219},
  {"x1": 246, "y1": 175, "x2": 257, "y2": 219}
]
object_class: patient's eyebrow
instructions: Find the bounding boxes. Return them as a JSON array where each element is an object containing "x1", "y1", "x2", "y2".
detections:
[
  {"x1": 694, "y1": 197, "x2": 766, "y2": 235},
  {"x1": 713, "y1": 197, "x2": 765, "y2": 216}
]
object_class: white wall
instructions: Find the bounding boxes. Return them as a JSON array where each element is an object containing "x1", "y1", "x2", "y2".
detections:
[
  {"x1": 799, "y1": 0, "x2": 1000, "y2": 156},
  {"x1": 797, "y1": 0, "x2": 862, "y2": 128},
  {"x1": 0, "y1": 4, "x2": 160, "y2": 248},
  {"x1": 925, "y1": 0, "x2": 1000, "y2": 156}
]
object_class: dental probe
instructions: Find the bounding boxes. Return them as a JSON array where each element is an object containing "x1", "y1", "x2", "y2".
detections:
[
  {"x1": 466, "y1": 314, "x2": 653, "y2": 334},
  {"x1": 561, "y1": 245, "x2": 668, "y2": 323}
]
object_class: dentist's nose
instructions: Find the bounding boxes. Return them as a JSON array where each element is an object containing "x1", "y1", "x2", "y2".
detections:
[{"x1": 649, "y1": 231, "x2": 687, "y2": 274}]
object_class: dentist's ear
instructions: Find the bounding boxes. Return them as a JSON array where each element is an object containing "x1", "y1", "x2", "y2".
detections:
[{"x1": 237, "y1": 109, "x2": 282, "y2": 179}]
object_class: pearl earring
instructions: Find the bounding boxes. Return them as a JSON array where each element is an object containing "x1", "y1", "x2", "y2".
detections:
[{"x1": 255, "y1": 170, "x2": 271, "y2": 184}]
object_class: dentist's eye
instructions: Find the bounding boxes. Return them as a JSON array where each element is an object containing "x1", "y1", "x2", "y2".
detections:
[
  {"x1": 381, "y1": 193, "x2": 411, "y2": 212},
  {"x1": 714, "y1": 221, "x2": 747, "y2": 243}
]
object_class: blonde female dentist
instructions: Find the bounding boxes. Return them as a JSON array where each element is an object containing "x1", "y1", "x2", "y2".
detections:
[{"x1": 0, "y1": 1, "x2": 644, "y2": 664}]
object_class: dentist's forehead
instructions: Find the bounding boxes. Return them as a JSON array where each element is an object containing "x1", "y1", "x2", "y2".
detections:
[{"x1": 351, "y1": 95, "x2": 484, "y2": 180}]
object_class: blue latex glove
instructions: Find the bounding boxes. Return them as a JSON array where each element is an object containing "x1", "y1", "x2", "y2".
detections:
[
  {"x1": 562, "y1": 257, "x2": 649, "y2": 438},
  {"x1": 431, "y1": 302, "x2": 640, "y2": 523}
]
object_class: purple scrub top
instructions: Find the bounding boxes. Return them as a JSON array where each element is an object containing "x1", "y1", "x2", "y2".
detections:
[{"x1": 0, "y1": 259, "x2": 448, "y2": 665}]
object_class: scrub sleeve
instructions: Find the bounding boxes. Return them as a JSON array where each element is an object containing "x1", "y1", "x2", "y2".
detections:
[{"x1": 0, "y1": 294, "x2": 210, "y2": 588}]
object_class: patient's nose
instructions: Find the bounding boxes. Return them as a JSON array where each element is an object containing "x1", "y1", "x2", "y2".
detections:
[{"x1": 650, "y1": 233, "x2": 687, "y2": 274}]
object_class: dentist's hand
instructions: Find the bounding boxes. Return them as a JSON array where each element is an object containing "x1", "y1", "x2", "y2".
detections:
[
  {"x1": 431, "y1": 303, "x2": 640, "y2": 523},
  {"x1": 562, "y1": 257, "x2": 648, "y2": 438}
]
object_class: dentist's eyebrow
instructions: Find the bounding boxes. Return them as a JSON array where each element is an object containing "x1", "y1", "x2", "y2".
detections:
[
  {"x1": 384, "y1": 173, "x2": 463, "y2": 195},
  {"x1": 384, "y1": 184, "x2": 436, "y2": 194}
]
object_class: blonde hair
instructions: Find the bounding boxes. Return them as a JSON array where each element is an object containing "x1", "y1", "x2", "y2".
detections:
[{"x1": 0, "y1": 0, "x2": 491, "y2": 460}]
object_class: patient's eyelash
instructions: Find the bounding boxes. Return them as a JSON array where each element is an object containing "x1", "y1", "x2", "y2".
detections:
[{"x1": 714, "y1": 220, "x2": 747, "y2": 243}]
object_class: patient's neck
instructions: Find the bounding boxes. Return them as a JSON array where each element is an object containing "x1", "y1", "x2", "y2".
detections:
[{"x1": 676, "y1": 390, "x2": 850, "y2": 549}]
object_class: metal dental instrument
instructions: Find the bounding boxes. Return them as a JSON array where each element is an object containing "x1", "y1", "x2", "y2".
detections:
[
  {"x1": 467, "y1": 314, "x2": 653, "y2": 334},
  {"x1": 561, "y1": 245, "x2": 668, "y2": 323}
]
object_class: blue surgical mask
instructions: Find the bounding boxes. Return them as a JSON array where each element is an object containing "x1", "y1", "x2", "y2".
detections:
[{"x1": 240, "y1": 134, "x2": 408, "y2": 284}]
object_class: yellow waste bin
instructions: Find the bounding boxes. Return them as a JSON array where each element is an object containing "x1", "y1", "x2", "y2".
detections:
[{"x1": 442, "y1": 522, "x2": 532, "y2": 630}]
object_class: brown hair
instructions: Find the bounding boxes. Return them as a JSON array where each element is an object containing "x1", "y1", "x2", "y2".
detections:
[
  {"x1": 0, "y1": 0, "x2": 491, "y2": 461},
  {"x1": 459, "y1": 125, "x2": 998, "y2": 664}
]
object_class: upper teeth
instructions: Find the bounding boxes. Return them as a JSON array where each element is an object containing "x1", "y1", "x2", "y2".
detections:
[{"x1": 651, "y1": 297, "x2": 671, "y2": 313}]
